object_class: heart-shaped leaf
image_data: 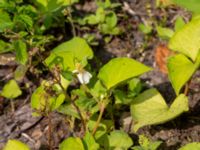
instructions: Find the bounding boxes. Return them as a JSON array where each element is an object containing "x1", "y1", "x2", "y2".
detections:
[
  {"x1": 167, "y1": 54, "x2": 198, "y2": 95},
  {"x1": 59, "y1": 137, "x2": 84, "y2": 150},
  {"x1": 131, "y1": 88, "x2": 188, "y2": 132},
  {"x1": 45, "y1": 37, "x2": 93, "y2": 71},
  {"x1": 98, "y1": 57, "x2": 151, "y2": 89},
  {"x1": 1, "y1": 79, "x2": 22, "y2": 99},
  {"x1": 108, "y1": 130, "x2": 133, "y2": 149},
  {"x1": 4, "y1": 140, "x2": 30, "y2": 150},
  {"x1": 169, "y1": 17, "x2": 200, "y2": 61}
]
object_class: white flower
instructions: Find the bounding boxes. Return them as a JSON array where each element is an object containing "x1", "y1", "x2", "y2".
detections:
[
  {"x1": 73, "y1": 69, "x2": 92, "y2": 84},
  {"x1": 77, "y1": 71, "x2": 92, "y2": 84}
]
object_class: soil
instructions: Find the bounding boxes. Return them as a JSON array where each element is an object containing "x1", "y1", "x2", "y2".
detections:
[{"x1": 0, "y1": 0, "x2": 200, "y2": 150}]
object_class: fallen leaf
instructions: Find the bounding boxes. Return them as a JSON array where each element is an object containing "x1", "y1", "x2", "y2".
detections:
[{"x1": 155, "y1": 44, "x2": 174, "y2": 74}]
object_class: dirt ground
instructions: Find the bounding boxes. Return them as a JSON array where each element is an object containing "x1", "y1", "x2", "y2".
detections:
[{"x1": 0, "y1": 0, "x2": 200, "y2": 149}]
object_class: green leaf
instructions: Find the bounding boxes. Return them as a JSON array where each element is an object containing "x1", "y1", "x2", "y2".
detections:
[
  {"x1": 98, "y1": 57, "x2": 151, "y2": 89},
  {"x1": 83, "y1": 132, "x2": 99, "y2": 150},
  {"x1": 108, "y1": 130, "x2": 133, "y2": 149},
  {"x1": 169, "y1": 17, "x2": 200, "y2": 61},
  {"x1": 136, "y1": 135, "x2": 162, "y2": 150},
  {"x1": 105, "y1": 12, "x2": 117, "y2": 28},
  {"x1": 167, "y1": 54, "x2": 197, "y2": 95},
  {"x1": 173, "y1": 0, "x2": 200, "y2": 14},
  {"x1": 59, "y1": 137, "x2": 84, "y2": 150},
  {"x1": 31, "y1": 82, "x2": 55, "y2": 112},
  {"x1": 14, "y1": 65, "x2": 27, "y2": 81},
  {"x1": 179, "y1": 142, "x2": 200, "y2": 150},
  {"x1": 14, "y1": 40, "x2": 28, "y2": 65},
  {"x1": 14, "y1": 14, "x2": 33, "y2": 29},
  {"x1": 139, "y1": 23, "x2": 152, "y2": 34},
  {"x1": 51, "y1": 93, "x2": 65, "y2": 110},
  {"x1": 114, "y1": 90, "x2": 133, "y2": 104},
  {"x1": 3, "y1": 140, "x2": 30, "y2": 150},
  {"x1": 45, "y1": 37, "x2": 93, "y2": 71},
  {"x1": 174, "y1": 17, "x2": 185, "y2": 31},
  {"x1": 156, "y1": 26, "x2": 174, "y2": 40},
  {"x1": 1, "y1": 79, "x2": 22, "y2": 99},
  {"x1": 0, "y1": 40, "x2": 13, "y2": 54},
  {"x1": 130, "y1": 88, "x2": 188, "y2": 132},
  {"x1": 35, "y1": 0, "x2": 79, "y2": 12},
  {"x1": 85, "y1": 7, "x2": 105, "y2": 25},
  {"x1": 0, "y1": 11, "x2": 13, "y2": 32}
]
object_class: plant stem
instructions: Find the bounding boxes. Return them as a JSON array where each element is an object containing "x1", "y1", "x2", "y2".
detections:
[
  {"x1": 10, "y1": 100, "x2": 15, "y2": 113},
  {"x1": 67, "y1": 0, "x2": 76, "y2": 37},
  {"x1": 184, "y1": 80, "x2": 191, "y2": 96},
  {"x1": 92, "y1": 102, "x2": 105, "y2": 135}
]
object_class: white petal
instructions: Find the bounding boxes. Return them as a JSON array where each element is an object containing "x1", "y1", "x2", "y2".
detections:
[{"x1": 77, "y1": 71, "x2": 92, "y2": 84}]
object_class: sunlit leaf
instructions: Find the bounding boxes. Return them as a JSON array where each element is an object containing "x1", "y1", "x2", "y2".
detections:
[
  {"x1": 1, "y1": 79, "x2": 22, "y2": 99},
  {"x1": 169, "y1": 17, "x2": 200, "y2": 61},
  {"x1": 179, "y1": 142, "x2": 200, "y2": 150},
  {"x1": 59, "y1": 137, "x2": 84, "y2": 150},
  {"x1": 167, "y1": 54, "x2": 198, "y2": 95},
  {"x1": 108, "y1": 130, "x2": 133, "y2": 149},
  {"x1": 98, "y1": 57, "x2": 151, "y2": 89},
  {"x1": 45, "y1": 37, "x2": 93, "y2": 71},
  {"x1": 131, "y1": 88, "x2": 188, "y2": 132},
  {"x1": 3, "y1": 140, "x2": 30, "y2": 150}
]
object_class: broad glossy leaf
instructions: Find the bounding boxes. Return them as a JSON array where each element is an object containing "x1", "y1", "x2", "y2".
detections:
[
  {"x1": 179, "y1": 142, "x2": 200, "y2": 150},
  {"x1": 14, "y1": 40, "x2": 28, "y2": 65},
  {"x1": 83, "y1": 132, "x2": 99, "y2": 150},
  {"x1": 173, "y1": 0, "x2": 200, "y2": 14},
  {"x1": 108, "y1": 130, "x2": 133, "y2": 149},
  {"x1": 59, "y1": 137, "x2": 84, "y2": 150},
  {"x1": 45, "y1": 37, "x2": 93, "y2": 71},
  {"x1": 98, "y1": 57, "x2": 151, "y2": 89},
  {"x1": 169, "y1": 17, "x2": 200, "y2": 61},
  {"x1": 131, "y1": 88, "x2": 188, "y2": 132},
  {"x1": 167, "y1": 54, "x2": 197, "y2": 95},
  {"x1": 3, "y1": 140, "x2": 30, "y2": 150},
  {"x1": 1, "y1": 79, "x2": 22, "y2": 99}
]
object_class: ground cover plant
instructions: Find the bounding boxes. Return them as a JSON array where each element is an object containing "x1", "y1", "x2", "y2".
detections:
[{"x1": 0, "y1": 0, "x2": 200, "y2": 150}]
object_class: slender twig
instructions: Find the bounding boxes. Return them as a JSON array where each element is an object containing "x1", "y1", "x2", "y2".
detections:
[
  {"x1": 67, "y1": 0, "x2": 76, "y2": 37},
  {"x1": 71, "y1": 97, "x2": 86, "y2": 133},
  {"x1": 92, "y1": 102, "x2": 105, "y2": 135}
]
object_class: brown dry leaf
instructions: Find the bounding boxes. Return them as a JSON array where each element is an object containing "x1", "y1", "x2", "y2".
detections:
[{"x1": 155, "y1": 44, "x2": 174, "y2": 74}]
